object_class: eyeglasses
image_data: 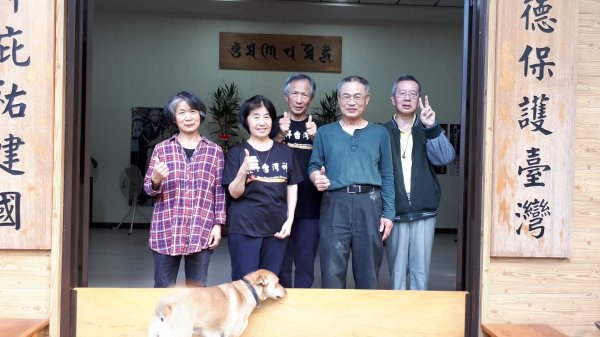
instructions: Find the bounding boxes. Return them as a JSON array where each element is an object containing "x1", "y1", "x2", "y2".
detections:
[
  {"x1": 396, "y1": 91, "x2": 419, "y2": 99},
  {"x1": 340, "y1": 94, "x2": 368, "y2": 104},
  {"x1": 289, "y1": 91, "x2": 311, "y2": 101}
]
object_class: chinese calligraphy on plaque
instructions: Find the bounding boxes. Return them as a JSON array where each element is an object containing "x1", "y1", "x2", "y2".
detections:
[
  {"x1": 0, "y1": 0, "x2": 55, "y2": 249},
  {"x1": 490, "y1": 0, "x2": 575, "y2": 257},
  {"x1": 219, "y1": 32, "x2": 342, "y2": 73}
]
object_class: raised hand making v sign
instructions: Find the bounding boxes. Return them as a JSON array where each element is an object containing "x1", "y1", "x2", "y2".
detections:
[
  {"x1": 418, "y1": 95, "x2": 436, "y2": 128},
  {"x1": 384, "y1": 74, "x2": 455, "y2": 291}
]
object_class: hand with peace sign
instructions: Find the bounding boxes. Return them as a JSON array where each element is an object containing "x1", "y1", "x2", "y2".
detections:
[
  {"x1": 305, "y1": 114, "x2": 317, "y2": 139},
  {"x1": 418, "y1": 95, "x2": 436, "y2": 128}
]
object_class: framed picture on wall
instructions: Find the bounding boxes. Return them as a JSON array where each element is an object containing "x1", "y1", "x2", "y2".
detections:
[{"x1": 130, "y1": 107, "x2": 176, "y2": 206}]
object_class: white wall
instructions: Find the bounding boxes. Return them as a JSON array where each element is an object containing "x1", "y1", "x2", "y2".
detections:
[{"x1": 91, "y1": 3, "x2": 463, "y2": 228}]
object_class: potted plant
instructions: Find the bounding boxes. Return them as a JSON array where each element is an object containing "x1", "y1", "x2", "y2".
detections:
[
  {"x1": 208, "y1": 82, "x2": 241, "y2": 152},
  {"x1": 313, "y1": 90, "x2": 341, "y2": 124}
]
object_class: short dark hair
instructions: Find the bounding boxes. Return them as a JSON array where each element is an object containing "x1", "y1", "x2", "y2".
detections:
[
  {"x1": 284, "y1": 74, "x2": 316, "y2": 98},
  {"x1": 391, "y1": 74, "x2": 422, "y2": 96},
  {"x1": 164, "y1": 91, "x2": 207, "y2": 123},
  {"x1": 337, "y1": 75, "x2": 371, "y2": 95},
  {"x1": 239, "y1": 95, "x2": 277, "y2": 133}
]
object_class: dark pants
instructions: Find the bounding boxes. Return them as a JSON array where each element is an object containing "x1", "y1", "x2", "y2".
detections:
[
  {"x1": 319, "y1": 189, "x2": 383, "y2": 289},
  {"x1": 228, "y1": 233, "x2": 288, "y2": 281},
  {"x1": 279, "y1": 217, "x2": 320, "y2": 288},
  {"x1": 152, "y1": 250, "x2": 212, "y2": 288}
]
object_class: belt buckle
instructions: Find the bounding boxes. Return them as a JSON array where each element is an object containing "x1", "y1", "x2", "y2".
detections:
[{"x1": 346, "y1": 185, "x2": 359, "y2": 194}]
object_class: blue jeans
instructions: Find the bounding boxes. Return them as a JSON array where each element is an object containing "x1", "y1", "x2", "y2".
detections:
[
  {"x1": 279, "y1": 217, "x2": 320, "y2": 288},
  {"x1": 152, "y1": 250, "x2": 212, "y2": 288},
  {"x1": 319, "y1": 189, "x2": 383, "y2": 289},
  {"x1": 228, "y1": 233, "x2": 288, "y2": 281},
  {"x1": 386, "y1": 217, "x2": 436, "y2": 290}
]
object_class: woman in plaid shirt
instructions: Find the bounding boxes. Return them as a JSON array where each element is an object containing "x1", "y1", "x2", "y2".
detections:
[{"x1": 144, "y1": 91, "x2": 226, "y2": 288}]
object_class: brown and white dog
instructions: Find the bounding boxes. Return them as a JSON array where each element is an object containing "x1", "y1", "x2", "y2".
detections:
[{"x1": 147, "y1": 269, "x2": 287, "y2": 337}]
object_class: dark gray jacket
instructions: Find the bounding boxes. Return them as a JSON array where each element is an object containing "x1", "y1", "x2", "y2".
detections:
[{"x1": 383, "y1": 117, "x2": 455, "y2": 222}]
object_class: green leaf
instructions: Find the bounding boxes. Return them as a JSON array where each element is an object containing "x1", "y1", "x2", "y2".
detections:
[
  {"x1": 313, "y1": 90, "x2": 340, "y2": 124},
  {"x1": 208, "y1": 81, "x2": 241, "y2": 137}
]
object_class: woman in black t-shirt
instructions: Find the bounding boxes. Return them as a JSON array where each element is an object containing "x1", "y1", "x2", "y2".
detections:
[{"x1": 223, "y1": 95, "x2": 303, "y2": 281}]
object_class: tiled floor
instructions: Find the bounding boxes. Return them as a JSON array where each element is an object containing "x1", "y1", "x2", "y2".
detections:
[{"x1": 88, "y1": 228, "x2": 457, "y2": 290}]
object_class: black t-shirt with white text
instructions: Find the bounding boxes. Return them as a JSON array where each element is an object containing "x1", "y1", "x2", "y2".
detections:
[
  {"x1": 223, "y1": 141, "x2": 303, "y2": 237},
  {"x1": 273, "y1": 115, "x2": 324, "y2": 218}
]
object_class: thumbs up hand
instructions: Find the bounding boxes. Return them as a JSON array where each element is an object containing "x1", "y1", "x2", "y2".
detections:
[
  {"x1": 241, "y1": 148, "x2": 259, "y2": 180},
  {"x1": 312, "y1": 165, "x2": 330, "y2": 191},
  {"x1": 151, "y1": 156, "x2": 169, "y2": 186},
  {"x1": 279, "y1": 111, "x2": 291, "y2": 138},
  {"x1": 306, "y1": 114, "x2": 317, "y2": 139}
]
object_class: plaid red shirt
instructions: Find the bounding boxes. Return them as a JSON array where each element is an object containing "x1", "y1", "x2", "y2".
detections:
[{"x1": 144, "y1": 135, "x2": 226, "y2": 255}]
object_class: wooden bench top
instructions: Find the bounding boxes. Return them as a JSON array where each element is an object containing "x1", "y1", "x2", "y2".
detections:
[
  {"x1": 75, "y1": 287, "x2": 467, "y2": 337},
  {"x1": 482, "y1": 323, "x2": 568, "y2": 337},
  {"x1": 0, "y1": 318, "x2": 49, "y2": 337}
]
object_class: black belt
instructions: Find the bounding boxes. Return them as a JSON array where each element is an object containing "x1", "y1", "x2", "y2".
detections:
[{"x1": 335, "y1": 184, "x2": 379, "y2": 194}]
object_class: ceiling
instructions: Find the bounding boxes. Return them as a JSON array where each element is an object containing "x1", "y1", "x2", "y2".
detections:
[
  {"x1": 280, "y1": 0, "x2": 464, "y2": 7},
  {"x1": 95, "y1": 0, "x2": 465, "y2": 24}
]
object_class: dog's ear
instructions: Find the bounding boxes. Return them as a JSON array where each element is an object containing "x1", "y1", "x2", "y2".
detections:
[
  {"x1": 257, "y1": 275, "x2": 270, "y2": 286},
  {"x1": 254, "y1": 270, "x2": 271, "y2": 286},
  {"x1": 157, "y1": 303, "x2": 173, "y2": 321}
]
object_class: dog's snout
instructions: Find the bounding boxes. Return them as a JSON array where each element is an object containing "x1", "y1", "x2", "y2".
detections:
[{"x1": 274, "y1": 285, "x2": 287, "y2": 299}]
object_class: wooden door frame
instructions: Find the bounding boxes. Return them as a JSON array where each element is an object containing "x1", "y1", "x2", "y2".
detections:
[
  {"x1": 62, "y1": 0, "x2": 488, "y2": 335},
  {"x1": 458, "y1": 0, "x2": 487, "y2": 335},
  {"x1": 63, "y1": 0, "x2": 93, "y2": 335}
]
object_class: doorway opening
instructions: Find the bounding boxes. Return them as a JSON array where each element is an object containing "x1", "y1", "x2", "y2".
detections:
[{"x1": 65, "y1": 0, "x2": 486, "y2": 334}]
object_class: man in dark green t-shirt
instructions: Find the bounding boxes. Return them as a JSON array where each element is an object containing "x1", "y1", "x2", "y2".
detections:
[{"x1": 308, "y1": 76, "x2": 395, "y2": 289}]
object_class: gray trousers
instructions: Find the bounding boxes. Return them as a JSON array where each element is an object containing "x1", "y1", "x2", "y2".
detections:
[
  {"x1": 386, "y1": 216, "x2": 436, "y2": 290},
  {"x1": 319, "y1": 189, "x2": 383, "y2": 289}
]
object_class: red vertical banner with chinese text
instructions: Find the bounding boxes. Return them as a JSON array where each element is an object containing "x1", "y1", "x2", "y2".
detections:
[
  {"x1": 490, "y1": 1, "x2": 576, "y2": 257},
  {"x1": 0, "y1": 1, "x2": 54, "y2": 249}
]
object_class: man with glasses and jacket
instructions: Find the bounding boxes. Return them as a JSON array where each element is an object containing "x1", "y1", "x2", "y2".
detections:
[{"x1": 383, "y1": 74, "x2": 455, "y2": 290}]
